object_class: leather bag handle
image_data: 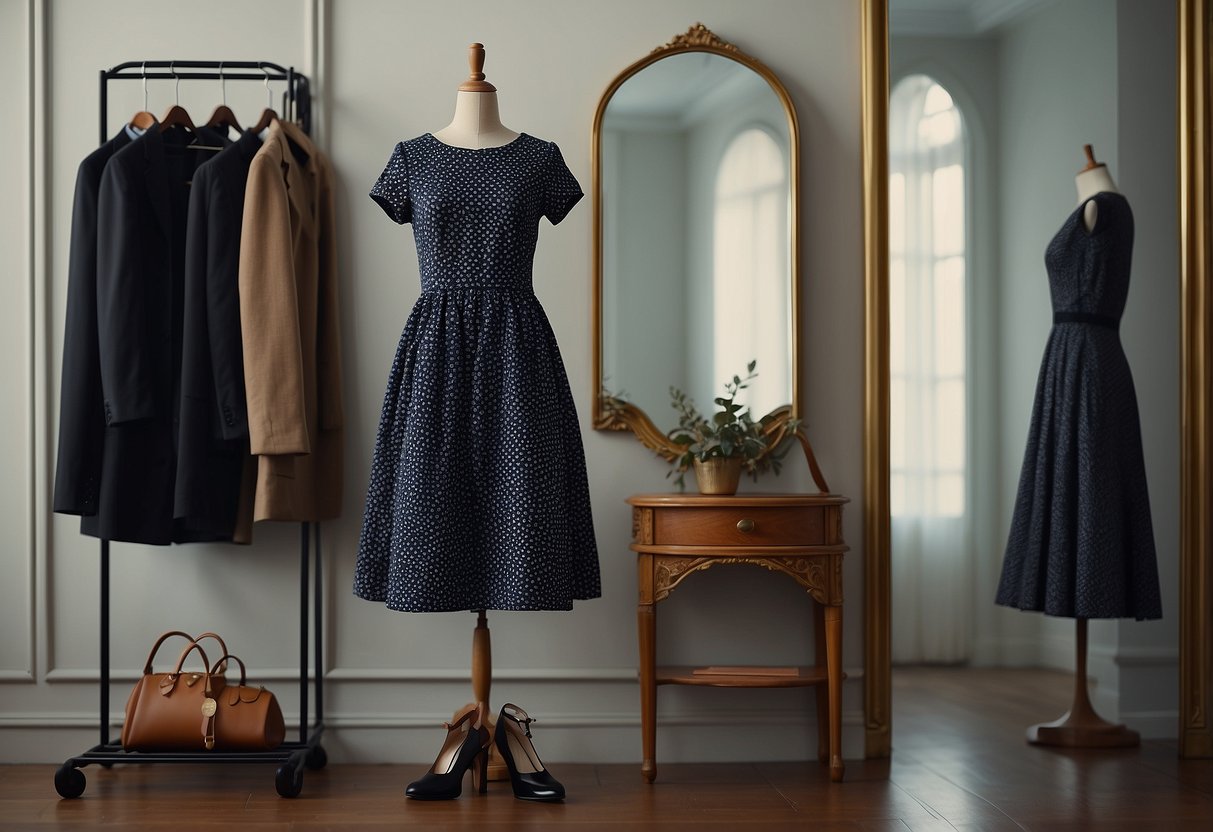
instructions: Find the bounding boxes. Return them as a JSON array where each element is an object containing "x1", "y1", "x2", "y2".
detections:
[
  {"x1": 161, "y1": 640, "x2": 214, "y2": 697},
  {"x1": 210, "y1": 653, "x2": 270, "y2": 706},
  {"x1": 194, "y1": 632, "x2": 230, "y2": 673},
  {"x1": 209, "y1": 653, "x2": 247, "y2": 687},
  {"x1": 141, "y1": 630, "x2": 196, "y2": 675}
]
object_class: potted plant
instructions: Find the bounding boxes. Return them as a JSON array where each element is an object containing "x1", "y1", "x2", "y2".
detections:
[{"x1": 667, "y1": 361, "x2": 799, "y2": 494}]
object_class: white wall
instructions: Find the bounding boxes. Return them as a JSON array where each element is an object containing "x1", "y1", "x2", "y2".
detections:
[
  {"x1": 1113, "y1": 0, "x2": 1179, "y2": 737},
  {"x1": 2, "y1": 0, "x2": 865, "y2": 764}
]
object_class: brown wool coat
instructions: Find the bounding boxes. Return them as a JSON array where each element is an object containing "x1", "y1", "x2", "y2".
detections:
[{"x1": 238, "y1": 120, "x2": 343, "y2": 522}]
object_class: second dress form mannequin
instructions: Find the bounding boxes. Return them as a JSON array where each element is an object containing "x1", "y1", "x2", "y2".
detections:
[{"x1": 1009, "y1": 144, "x2": 1148, "y2": 749}]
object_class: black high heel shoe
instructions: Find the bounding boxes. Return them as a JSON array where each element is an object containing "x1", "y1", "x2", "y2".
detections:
[
  {"x1": 405, "y1": 702, "x2": 490, "y2": 800},
  {"x1": 495, "y1": 703, "x2": 565, "y2": 802}
]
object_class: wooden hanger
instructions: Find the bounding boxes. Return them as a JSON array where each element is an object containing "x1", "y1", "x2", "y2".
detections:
[
  {"x1": 206, "y1": 103, "x2": 241, "y2": 133},
  {"x1": 128, "y1": 62, "x2": 157, "y2": 131},
  {"x1": 251, "y1": 106, "x2": 278, "y2": 133},
  {"x1": 159, "y1": 103, "x2": 196, "y2": 133},
  {"x1": 205, "y1": 63, "x2": 242, "y2": 134},
  {"x1": 251, "y1": 63, "x2": 279, "y2": 133},
  {"x1": 159, "y1": 63, "x2": 196, "y2": 133}
]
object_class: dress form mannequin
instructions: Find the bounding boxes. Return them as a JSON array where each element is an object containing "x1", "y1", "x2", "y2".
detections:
[
  {"x1": 432, "y1": 43, "x2": 520, "y2": 150},
  {"x1": 1076, "y1": 143, "x2": 1121, "y2": 232},
  {"x1": 440, "y1": 44, "x2": 515, "y2": 779},
  {"x1": 1024, "y1": 146, "x2": 1140, "y2": 750}
]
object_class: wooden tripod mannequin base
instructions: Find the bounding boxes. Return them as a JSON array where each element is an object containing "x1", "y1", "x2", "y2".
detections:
[
  {"x1": 455, "y1": 610, "x2": 509, "y2": 780},
  {"x1": 1026, "y1": 618, "x2": 1140, "y2": 748}
]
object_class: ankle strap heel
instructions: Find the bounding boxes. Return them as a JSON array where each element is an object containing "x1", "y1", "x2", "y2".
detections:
[{"x1": 494, "y1": 703, "x2": 565, "y2": 802}]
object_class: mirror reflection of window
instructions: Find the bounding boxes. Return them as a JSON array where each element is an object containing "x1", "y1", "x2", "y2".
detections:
[
  {"x1": 712, "y1": 127, "x2": 790, "y2": 418},
  {"x1": 889, "y1": 73, "x2": 969, "y2": 664}
]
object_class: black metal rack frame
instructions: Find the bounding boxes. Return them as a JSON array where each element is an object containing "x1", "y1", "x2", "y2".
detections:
[{"x1": 55, "y1": 60, "x2": 325, "y2": 800}]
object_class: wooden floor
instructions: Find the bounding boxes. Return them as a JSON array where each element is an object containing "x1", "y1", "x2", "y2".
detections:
[{"x1": 4, "y1": 668, "x2": 1212, "y2": 830}]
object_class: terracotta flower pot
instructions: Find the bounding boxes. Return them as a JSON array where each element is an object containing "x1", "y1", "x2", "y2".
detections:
[{"x1": 692, "y1": 456, "x2": 743, "y2": 495}]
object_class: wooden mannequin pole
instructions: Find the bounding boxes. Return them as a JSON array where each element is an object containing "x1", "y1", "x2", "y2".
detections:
[
  {"x1": 1026, "y1": 618, "x2": 1140, "y2": 747},
  {"x1": 466, "y1": 610, "x2": 508, "y2": 779},
  {"x1": 471, "y1": 610, "x2": 492, "y2": 705}
]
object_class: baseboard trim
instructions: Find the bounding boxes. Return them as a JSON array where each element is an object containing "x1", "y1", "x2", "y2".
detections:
[
  {"x1": 44, "y1": 666, "x2": 638, "y2": 684},
  {"x1": 44, "y1": 665, "x2": 867, "y2": 685},
  {"x1": 0, "y1": 707, "x2": 867, "y2": 731},
  {"x1": 1121, "y1": 710, "x2": 1181, "y2": 739}
]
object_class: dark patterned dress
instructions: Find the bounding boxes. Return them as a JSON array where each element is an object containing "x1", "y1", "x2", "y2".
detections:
[
  {"x1": 353, "y1": 133, "x2": 601, "y2": 612},
  {"x1": 996, "y1": 191, "x2": 1162, "y2": 620}
]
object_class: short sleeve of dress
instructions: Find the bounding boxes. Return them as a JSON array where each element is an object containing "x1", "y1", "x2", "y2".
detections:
[
  {"x1": 543, "y1": 142, "x2": 583, "y2": 225},
  {"x1": 369, "y1": 142, "x2": 411, "y2": 224}
]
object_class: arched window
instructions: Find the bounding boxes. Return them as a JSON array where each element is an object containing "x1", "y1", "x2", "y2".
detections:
[
  {"x1": 889, "y1": 74, "x2": 970, "y2": 664},
  {"x1": 889, "y1": 75, "x2": 966, "y2": 519},
  {"x1": 712, "y1": 127, "x2": 789, "y2": 417}
]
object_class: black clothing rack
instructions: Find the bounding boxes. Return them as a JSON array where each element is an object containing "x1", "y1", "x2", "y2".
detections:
[{"x1": 55, "y1": 61, "x2": 324, "y2": 800}]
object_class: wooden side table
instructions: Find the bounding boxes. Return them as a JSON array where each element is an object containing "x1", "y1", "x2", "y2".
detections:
[{"x1": 627, "y1": 492, "x2": 849, "y2": 783}]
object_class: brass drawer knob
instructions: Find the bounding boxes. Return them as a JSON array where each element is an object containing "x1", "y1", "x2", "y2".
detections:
[{"x1": 737, "y1": 518, "x2": 755, "y2": 533}]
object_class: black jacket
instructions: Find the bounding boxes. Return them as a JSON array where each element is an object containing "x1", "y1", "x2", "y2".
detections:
[
  {"x1": 174, "y1": 129, "x2": 263, "y2": 541},
  {"x1": 79, "y1": 125, "x2": 230, "y2": 545},
  {"x1": 53, "y1": 127, "x2": 133, "y2": 517}
]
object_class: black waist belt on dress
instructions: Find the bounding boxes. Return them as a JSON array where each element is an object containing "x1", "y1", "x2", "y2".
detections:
[{"x1": 1053, "y1": 311, "x2": 1119, "y2": 330}]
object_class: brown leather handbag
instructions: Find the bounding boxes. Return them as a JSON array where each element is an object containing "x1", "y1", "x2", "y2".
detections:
[
  {"x1": 121, "y1": 632, "x2": 284, "y2": 752},
  {"x1": 207, "y1": 653, "x2": 286, "y2": 750},
  {"x1": 121, "y1": 634, "x2": 225, "y2": 751}
]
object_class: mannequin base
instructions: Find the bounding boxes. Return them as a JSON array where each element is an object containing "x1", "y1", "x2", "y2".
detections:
[
  {"x1": 455, "y1": 705, "x2": 509, "y2": 780},
  {"x1": 487, "y1": 743, "x2": 508, "y2": 781},
  {"x1": 1026, "y1": 712, "x2": 1140, "y2": 748}
]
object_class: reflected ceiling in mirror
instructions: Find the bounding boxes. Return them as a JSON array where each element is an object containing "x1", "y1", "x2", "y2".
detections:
[{"x1": 592, "y1": 25, "x2": 801, "y2": 458}]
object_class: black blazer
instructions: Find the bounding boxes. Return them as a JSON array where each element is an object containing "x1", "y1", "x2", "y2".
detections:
[
  {"x1": 53, "y1": 128, "x2": 133, "y2": 517},
  {"x1": 174, "y1": 130, "x2": 263, "y2": 541},
  {"x1": 82, "y1": 125, "x2": 230, "y2": 545}
]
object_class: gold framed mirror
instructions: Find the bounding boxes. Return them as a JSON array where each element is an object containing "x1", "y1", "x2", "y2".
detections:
[
  {"x1": 861, "y1": 0, "x2": 1213, "y2": 759},
  {"x1": 592, "y1": 23, "x2": 802, "y2": 459}
]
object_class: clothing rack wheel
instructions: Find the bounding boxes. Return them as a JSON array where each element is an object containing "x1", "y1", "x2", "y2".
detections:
[{"x1": 55, "y1": 60, "x2": 324, "y2": 800}]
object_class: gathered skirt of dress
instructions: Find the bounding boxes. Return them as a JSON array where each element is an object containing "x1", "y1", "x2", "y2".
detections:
[
  {"x1": 353, "y1": 286, "x2": 601, "y2": 612},
  {"x1": 995, "y1": 323, "x2": 1162, "y2": 620}
]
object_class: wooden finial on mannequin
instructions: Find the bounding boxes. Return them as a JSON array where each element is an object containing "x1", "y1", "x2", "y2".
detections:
[
  {"x1": 1082, "y1": 143, "x2": 1104, "y2": 171},
  {"x1": 459, "y1": 42, "x2": 497, "y2": 92}
]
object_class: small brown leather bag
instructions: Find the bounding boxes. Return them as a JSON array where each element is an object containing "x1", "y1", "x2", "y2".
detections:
[
  {"x1": 207, "y1": 653, "x2": 286, "y2": 750},
  {"x1": 121, "y1": 634, "x2": 225, "y2": 751}
]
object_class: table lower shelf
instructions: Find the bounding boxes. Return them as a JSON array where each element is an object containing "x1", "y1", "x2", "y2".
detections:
[{"x1": 655, "y1": 665, "x2": 836, "y2": 688}]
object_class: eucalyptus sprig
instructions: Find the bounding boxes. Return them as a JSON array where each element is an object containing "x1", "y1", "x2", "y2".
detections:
[{"x1": 666, "y1": 360, "x2": 799, "y2": 490}]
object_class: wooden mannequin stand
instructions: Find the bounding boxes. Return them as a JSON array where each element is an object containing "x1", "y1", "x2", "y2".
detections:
[
  {"x1": 1026, "y1": 618, "x2": 1140, "y2": 747},
  {"x1": 465, "y1": 610, "x2": 509, "y2": 780}
]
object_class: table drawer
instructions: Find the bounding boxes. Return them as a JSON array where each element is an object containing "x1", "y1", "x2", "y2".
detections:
[{"x1": 651, "y1": 505, "x2": 827, "y2": 546}]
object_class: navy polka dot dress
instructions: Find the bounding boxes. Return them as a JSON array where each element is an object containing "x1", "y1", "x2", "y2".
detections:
[
  {"x1": 353, "y1": 133, "x2": 602, "y2": 612},
  {"x1": 996, "y1": 192, "x2": 1161, "y2": 620}
]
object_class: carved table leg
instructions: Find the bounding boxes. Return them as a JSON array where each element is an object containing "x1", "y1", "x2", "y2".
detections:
[
  {"x1": 638, "y1": 554, "x2": 657, "y2": 783},
  {"x1": 813, "y1": 601, "x2": 828, "y2": 764},
  {"x1": 825, "y1": 603, "x2": 844, "y2": 782}
]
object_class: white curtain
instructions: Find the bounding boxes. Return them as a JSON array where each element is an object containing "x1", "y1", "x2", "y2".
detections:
[{"x1": 889, "y1": 75, "x2": 972, "y2": 664}]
